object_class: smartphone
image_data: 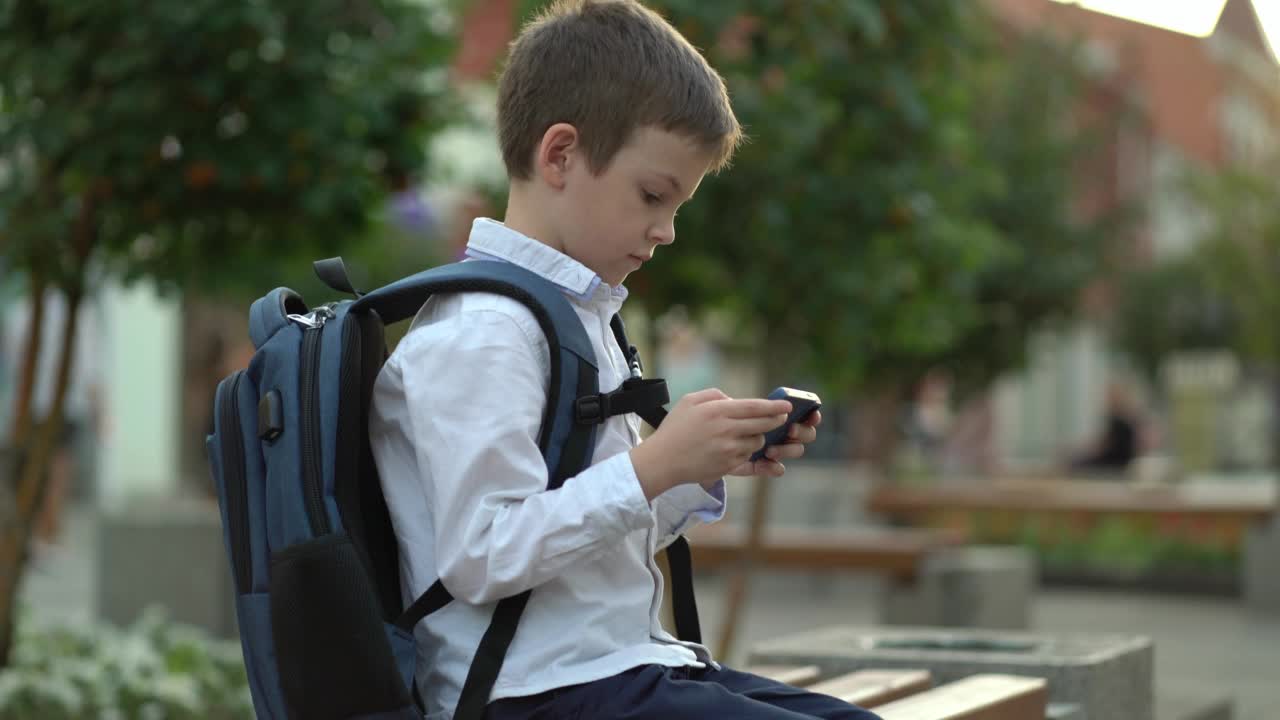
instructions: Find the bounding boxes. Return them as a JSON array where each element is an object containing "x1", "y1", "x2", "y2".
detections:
[{"x1": 750, "y1": 387, "x2": 822, "y2": 462}]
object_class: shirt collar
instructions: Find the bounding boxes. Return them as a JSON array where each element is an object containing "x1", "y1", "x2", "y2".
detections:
[{"x1": 464, "y1": 218, "x2": 628, "y2": 305}]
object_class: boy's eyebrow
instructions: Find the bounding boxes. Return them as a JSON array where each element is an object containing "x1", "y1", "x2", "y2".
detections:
[{"x1": 659, "y1": 173, "x2": 683, "y2": 196}]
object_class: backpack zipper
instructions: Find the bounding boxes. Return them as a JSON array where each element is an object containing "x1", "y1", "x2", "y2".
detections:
[
  {"x1": 300, "y1": 324, "x2": 331, "y2": 536},
  {"x1": 218, "y1": 371, "x2": 252, "y2": 594}
]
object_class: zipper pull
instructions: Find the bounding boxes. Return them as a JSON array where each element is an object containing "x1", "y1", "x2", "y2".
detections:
[
  {"x1": 287, "y1": 305, "x2": 336, "y2": 329},
  {"x1": 287, "y1": 313, "x2": 322, "y2": 329}
]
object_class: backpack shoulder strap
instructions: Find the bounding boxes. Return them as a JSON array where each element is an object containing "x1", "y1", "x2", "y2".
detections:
[
  {"x1": 358, "y1": 261, "x2": 602, "y2": 719},
  {"x1": 356, "y1": 261, "x2": 596, "y2": 465}
]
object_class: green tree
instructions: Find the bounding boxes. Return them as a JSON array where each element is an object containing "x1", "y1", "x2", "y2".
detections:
[
  {"x1": 621, "y1": 2, "x2": 1117, "y2": 465},
  {"x1": 0, "y1": 0, "x2": 456, "y2": 666},
  {"x1": 1111, "y1": 255, "x2": 1236, "y2": 385},
  {"x1": 1188, "y1": 161, "x2": 1280, "y2": 368},
  {"x1": 636, "y1": 2, "x2": 1001, "y2": 385},
  {"x1": 931, "y1": 34, "x2": 1134, "y2": 400},
  {"x1": 1181, "y1": 159, "x2": 1280, "y2": 470}
]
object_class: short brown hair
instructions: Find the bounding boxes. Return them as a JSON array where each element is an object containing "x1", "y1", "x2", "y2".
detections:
[{"x1": 497, "y1": 0, "x2": 741, "y2": 180}]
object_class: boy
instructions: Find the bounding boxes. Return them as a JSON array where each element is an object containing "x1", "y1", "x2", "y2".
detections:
[{"x1": 370, "y1": 1, "x2": 881, "y2": 718}]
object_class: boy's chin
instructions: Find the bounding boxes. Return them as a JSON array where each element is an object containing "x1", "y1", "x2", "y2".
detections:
[{"x1": 604, "y1": 269, "x2": 633, "y2": 287}]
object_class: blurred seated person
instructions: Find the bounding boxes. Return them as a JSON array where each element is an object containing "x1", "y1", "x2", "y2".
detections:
[{"x1": 1068, "y1": 380, "x2": 1140, "y2": 476}]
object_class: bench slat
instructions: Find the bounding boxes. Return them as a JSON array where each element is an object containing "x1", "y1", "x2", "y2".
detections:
[
  {"x1": 872, "y1": 674, "x2": 1047, "y2": 720},
  {"x1": 808, "y1": 669, "x2": 933, "y2": 707},
  {"x1": 745, "y1": 665, "x2": 823, "y2": 686}
]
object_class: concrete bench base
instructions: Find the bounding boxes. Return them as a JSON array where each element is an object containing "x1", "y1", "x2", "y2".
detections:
[
  {"x1": 1243, "y1": 518, "x2": 1280, "y2": 616},
  {"x1": 97, "y1": 497, "x2": 237, "y2": 638},
  {"x1": 880, "y1": 545, "x2": 1036, "y2": 630}
]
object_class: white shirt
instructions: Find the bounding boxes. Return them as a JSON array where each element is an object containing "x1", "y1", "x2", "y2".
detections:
[{"x1": 369, "y1": 218, "x2": 726, "y2": 719}]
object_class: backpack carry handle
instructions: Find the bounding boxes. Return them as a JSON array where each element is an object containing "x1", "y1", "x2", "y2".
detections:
[
  {"x1": 314, "y1": 257, "x2": 365, "y2": 298},
  {"x1": 248, "y1": 287, "x2": 308, "y2": 350}
]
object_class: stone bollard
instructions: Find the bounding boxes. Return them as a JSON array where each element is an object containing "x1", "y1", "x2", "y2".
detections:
[
  {"x1": 1243, "y1": 516, "x2": 1280, "y2": 616},
  {"x1": 880, "y1": 545, "x2": 1036, "y2": 629},
  {"x1": 749, "y1": 625, "x2": 1154, "y2": 720},
  {"x1": 97, "y1": 495, "x2": 238, "y2": 638}
]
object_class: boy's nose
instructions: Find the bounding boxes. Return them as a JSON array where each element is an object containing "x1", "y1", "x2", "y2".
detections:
[{"x1": 652, "y1": 220, "x2": 676, "y2": 246}]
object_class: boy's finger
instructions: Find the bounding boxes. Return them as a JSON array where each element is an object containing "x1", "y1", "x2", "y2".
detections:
[
  {"x1": 759, "y1": 459, "x2": 786, "y2": 476},
  {"x1": 766, "y1": 443, "x2": 806, "y2": 461},
  {"x1": 801, "y1": 410, "x2": 822, "y2": 427},
  {"x1": 787, "y1": 423, "x2": 818, "y2": 443},
  {"x1": 714, "y1": 398, "x2": 793, "y2": 419},
  {"x1": 734, "y1": 413, "x2": 790, "y2": 434},
  {"x1": 685, "y1": 388, "x2": 731, "y2": 404}
]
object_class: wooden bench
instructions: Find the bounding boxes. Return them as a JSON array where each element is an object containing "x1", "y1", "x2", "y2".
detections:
[
  {"x1": 867, "y1": 478, "x2": 1275, "y2": 593},
  {"x1": 806, "y1": 668, "x2": 933, "y2": 707},
  {"x1": 685, "y1": 524, "x2": 968, "y2": 585},
  {"x1": 867, "y1": 478, "x2": 1275, "y2": 523},
  {"x1": 744, "y1": 664, "x2": 1055, "y2": 719},
  {"x1": 746, "y1": 663, "x2": 1233, "y2": 719}
]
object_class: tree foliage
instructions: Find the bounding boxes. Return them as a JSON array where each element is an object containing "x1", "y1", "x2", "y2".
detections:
[
  {"x1": 0, "y1": 0, "x2": 458, "y2": 298},
  {"x1": 1186, "y1": 161, "x2": 1280, "y2": 368},
  {"x1": 0, "y1": 0, "x2": 458, "y2": 666},
  {"x1": 634, "y1": 1, "x2": 1005, "y2": 395}
]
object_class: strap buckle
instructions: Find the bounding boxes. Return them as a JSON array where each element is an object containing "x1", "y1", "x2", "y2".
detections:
[
  {"x1": 575, "y1": 380, "x2": 670, "y2": 426},
  {"x1": 574, "y1": 394, "x2": 608, "y2": 425}
]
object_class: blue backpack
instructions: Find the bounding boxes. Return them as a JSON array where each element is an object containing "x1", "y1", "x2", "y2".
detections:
[{"x1": 206, "y1": 258, "x2": 702, "y2": 720}]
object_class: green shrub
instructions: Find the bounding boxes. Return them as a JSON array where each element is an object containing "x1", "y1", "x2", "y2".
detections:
[{"x1": 0, "y1": 607, "x2": 251, "y2": 719}]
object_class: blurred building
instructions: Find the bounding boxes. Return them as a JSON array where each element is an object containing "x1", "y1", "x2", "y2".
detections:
[{"x1": 985, "y1": 0, "x2": 1280, "y2": 473}]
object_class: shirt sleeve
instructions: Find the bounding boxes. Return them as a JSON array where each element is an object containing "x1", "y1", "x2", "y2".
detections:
[
  {"x1": 398, "y1": 308, "x2": 655, "y2": 605},
  {"x1": 651, "y1": 479, "x2": 727, "y2": 551}
]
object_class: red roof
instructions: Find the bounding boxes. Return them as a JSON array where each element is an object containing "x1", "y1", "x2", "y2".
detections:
[{"x1": 986, "y1": 0, "x2": 1242, "y2": 165}]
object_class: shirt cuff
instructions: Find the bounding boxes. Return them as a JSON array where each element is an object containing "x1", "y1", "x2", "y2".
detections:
[
  {"x1": 653, "y1": 479, "x2": 727, "y2": 537},
  {"x1": 694, "y1": 479, "x2": 727, "y2": 523}
]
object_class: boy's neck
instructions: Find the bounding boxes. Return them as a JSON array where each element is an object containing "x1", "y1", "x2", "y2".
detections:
[{"x1": 502, "y1": 188, "x2": 565, "y2": 255}]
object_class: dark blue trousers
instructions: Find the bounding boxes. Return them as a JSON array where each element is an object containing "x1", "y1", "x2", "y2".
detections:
[{"x1": 484, "y1": 664, "x2": 883, "y2": 720}]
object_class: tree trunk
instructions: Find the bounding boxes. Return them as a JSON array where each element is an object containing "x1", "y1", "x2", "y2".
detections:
[
  {"x1": 714, "y1": 337, "x2": 782, "y2": 661},
  {"x1": 0, "y1": 191, "x2": 97, "y2": 668},
  {"x1": 7, "y1": 270, "x2": 47, "y2": 449},
  {"x1": 850, "y1": 384, "x2": 907, "y2": 483},
  {"x1": 714, "y1": 467, "x2": 771, "y2": 662},
  {"x1": 1272, "y1": 371, "x2": 1280, "y2": 514},
  {"x1": 0, "y1": 284, "x2": 83, "y2": 666}
]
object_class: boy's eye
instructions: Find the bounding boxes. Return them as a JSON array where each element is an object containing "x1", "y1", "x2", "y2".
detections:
[{"x1": 642, "y1": 190, "x2": 663, "y2": 206}]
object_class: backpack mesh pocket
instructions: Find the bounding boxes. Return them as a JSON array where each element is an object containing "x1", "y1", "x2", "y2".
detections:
[{"x1": 270, "y1": 533, "x2": 413, "y2": 719}]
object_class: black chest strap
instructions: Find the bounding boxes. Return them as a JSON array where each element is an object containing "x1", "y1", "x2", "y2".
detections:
[{"x1": 576, "y1": 315, "x2": 670, "y2": 427}]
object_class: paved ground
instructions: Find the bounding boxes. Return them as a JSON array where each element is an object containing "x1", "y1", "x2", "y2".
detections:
[{"x1": 18, "y1": 503, "x2": 1280, "y2": 719}]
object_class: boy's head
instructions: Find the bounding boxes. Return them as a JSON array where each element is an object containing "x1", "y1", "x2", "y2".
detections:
[{"x1": 497, "y1": 0, "x2": 742, "y2": 286}]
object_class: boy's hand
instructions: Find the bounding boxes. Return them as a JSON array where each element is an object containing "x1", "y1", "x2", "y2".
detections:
[
  {"x1": 630, "y1": 389, "x2": 791, "y2": 499},
  {"x1": 726, "y1": 408, "x2": 821, "y2": 478}
]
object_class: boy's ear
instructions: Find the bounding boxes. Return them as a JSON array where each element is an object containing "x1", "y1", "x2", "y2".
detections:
[{"x1": 536, "y1": 122, "x2": 579, "y2": 190}]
